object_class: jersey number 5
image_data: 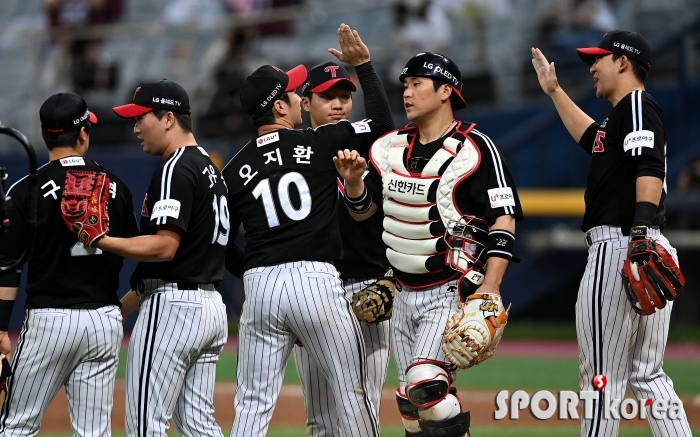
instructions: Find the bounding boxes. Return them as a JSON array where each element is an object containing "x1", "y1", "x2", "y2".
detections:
[
  {"x1": 212, "y1": 195, "x2": 230, "y2": 245},
  {"x1": 252, "y1": 172, "x2": 312, "y2": 228}
]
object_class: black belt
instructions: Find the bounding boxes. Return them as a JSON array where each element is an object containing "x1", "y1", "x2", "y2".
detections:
[
  {"x1": 65, "y1": 302, "x2": 109, "y2": 310},
  {"x1": 177, "y1": 282, "x2": 201, "y2": 291},
  {"x1": 585, "y1": 225, "x2": 660, "y2": 245}
]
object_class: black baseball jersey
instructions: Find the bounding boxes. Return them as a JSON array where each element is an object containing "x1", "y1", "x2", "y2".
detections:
[
  {"x1": 0, "y1": 156, "x2": 139, "y2": 309},
  {"x1": 335, "y1": 168, "x2": 389, "y2": 280},
  {"x1": 578, "y1": 90, "x2": 666, "y2": 231},
  {"x1": 223, "y1": 119, "x2": 388, "y2": 271},
  {"x1": 130, "y1": 146, "x2": 228, "y2": 288},
  {"x1": 365, "y1": 124, "x2": 524, "y2": 288}
]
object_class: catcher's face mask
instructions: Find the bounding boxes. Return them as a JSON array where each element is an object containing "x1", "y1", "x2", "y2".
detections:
[{"x1": 444, "y1": 215, "x2": 489, "y2": 273}]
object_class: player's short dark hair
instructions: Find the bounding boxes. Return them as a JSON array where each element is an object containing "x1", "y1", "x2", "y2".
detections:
[
  {"x1": 152, "y1": 109, "x2": 193, "y2": 133},
  {"x1": 42, "y1": 123, "x2": 91, "y2": 151},
  {"x1": 613, "y1": 53, "x2": 648, "y2": 85},
  {"x1": 253, "y1": 92, "x2": 292, "y2": 128}
]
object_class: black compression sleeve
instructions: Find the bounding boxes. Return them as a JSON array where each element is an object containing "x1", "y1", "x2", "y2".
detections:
[
  {"x1": 636, "y1": 155, "x2": 665, "y2": 179},
  {"x1": 354, "y1": 62, "x2": 394, "y2": 133}
]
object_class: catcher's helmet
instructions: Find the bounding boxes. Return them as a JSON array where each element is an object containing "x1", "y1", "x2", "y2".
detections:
[{"x1": 399, "y1": 52, "x2": 467, "y2": 110}]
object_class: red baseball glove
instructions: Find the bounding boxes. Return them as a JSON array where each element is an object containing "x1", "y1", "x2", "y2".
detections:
[
  {"x1": 621, "y1": 227, "x2": 685, "y2": 315},
  {"x1": 61, "y1": 170, "x2": 111, "y2": 247}
]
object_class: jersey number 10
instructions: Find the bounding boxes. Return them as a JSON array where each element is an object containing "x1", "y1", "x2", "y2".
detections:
[{"x1": 252, "y1": 172, "x2": 312, "y2": 228}]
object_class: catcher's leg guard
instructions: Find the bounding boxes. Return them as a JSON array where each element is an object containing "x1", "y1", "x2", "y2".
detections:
[
  {"x1": 405, "y1": 361, "x2": 451, "y2": 409},
  {"x1": 419, "y1": 411, "x2": 471, "y2": 437},
  {"x1": 396, "y1": 389, "x2": 423, "y2": 434}
]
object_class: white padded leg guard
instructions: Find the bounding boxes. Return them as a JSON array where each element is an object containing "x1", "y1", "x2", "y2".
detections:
[
  {"x1": 405, "y1": 362, "x2": 451, "y2": 409},
  {"x1": 417, "y1": 393, "x2": 461, "y2": 421}
]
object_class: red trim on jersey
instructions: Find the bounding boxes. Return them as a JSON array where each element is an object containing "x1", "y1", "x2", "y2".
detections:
[
  {"x1": 387, "y1": 198, "x2": 436, "y2": 208},
  {"x1": 336, "y1": 177, "x2": 345, "y2": 196}
]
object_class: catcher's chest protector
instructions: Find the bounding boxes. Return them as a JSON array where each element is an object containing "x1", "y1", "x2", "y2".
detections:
[{"x1": 370, "y1": 122, "x2": 480, "y2": 274}]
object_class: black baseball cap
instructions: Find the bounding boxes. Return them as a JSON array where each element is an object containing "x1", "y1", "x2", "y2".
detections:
[
  {"x1": 400, "y1": 52, "x2": 467, "y2": 110},
  {"x1": 40, "y1": 92, "x2": 97, "y2": 134},
  {"x1": 577, "y1": 30, "x2": 651, "y2": 70},
  {"x1": 301, "y1": 62, "x2": 357, "y2": 97},
  {"x1": 240, "y1": 64, "x2": 307, "y2": 120},
  {"x1": 112, "y1": 79, "x2": 191, "y2": 118}
]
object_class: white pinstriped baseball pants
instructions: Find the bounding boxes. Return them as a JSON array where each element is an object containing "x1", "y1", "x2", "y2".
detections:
[
  {"x1": 231, "y1": 261, "x2": 380, "y2": 437},
  {"x1": 577, "y1": 226, "x2": 692, "y2": 437},
  {"x1": 392, "y1": 281, "x2": 460, "y2": 390},
  {"x1": 0, "y1": 305, "x2": 123, "y2": 437},
  {"x1": 125, "y1": 280, "x2": 228, "y2": 437},
  {"x1": 292, "y1": 277, "x2": 391, "y2": 437}
]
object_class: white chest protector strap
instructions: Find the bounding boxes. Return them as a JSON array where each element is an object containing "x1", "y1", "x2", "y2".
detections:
[
  {"x1": 436, "y1": 133, "x2": 481, "y2": 231},
  {"x1": 383, "y1": 199, "x2": 436, "y2": 222}
]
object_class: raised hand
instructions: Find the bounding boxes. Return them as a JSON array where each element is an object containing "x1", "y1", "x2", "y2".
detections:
[
  {"x1": 328, "y1": 23, "x2": 370, "y2": 67},
  {"x1": 531, "y1": 47, "x2": 560, "y2": 96},
  {"x1": 333, "y1": 149, "x2": 367, "y2": 186}
]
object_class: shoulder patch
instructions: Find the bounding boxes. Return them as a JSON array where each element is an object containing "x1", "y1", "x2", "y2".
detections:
[
  {"x1": 60, "y1": 156, "x2": 85, "y2": 167},
  {"x1": 351, "y1": 120, "x2": 371, "y2": 134},
  {"x1": 257, "y1": 132, "x2": 279, "y2": 147},
  {"x1": 623, "y1": 130, "x2": 655, "y2": 152},
  {"x1": 151, "y1": 199, "x2": 181, "y2": 220},
  {"x1": 488, "y1": 187, "x2": 515, "y2": 209}
]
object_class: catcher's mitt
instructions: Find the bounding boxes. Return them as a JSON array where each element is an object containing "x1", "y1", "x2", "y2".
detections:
[
  {"x1": 442, "y1": 293, "x2": 509, "y2": 369},
  {"x1": 61, "y1": 170, "x2": 111, "y2": 247},
  {"x1": 351, "y1": 276, "x2": 396, "y2": 324},
  {"x1": 0, "y1": 353, "x2": 11, "y2": 393},
  {"x1": 621, "y1": 229, "x2": 684, "y2": 316}
]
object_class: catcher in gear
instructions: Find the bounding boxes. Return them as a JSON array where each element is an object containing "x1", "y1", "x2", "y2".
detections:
[{"x1": 335, "y1": 51, "x2": 523, "y2": 437}]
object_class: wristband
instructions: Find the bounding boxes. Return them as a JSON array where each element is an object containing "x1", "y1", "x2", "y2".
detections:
[
  {"x1": 0, "y1": 299, "x2": 15, "y2": 331},
  {"x1": 632, "y1": 201, "x2": 657, "y2": 227},
  {"x1": 344, "y1": 186, "x2": 373, "y2": 214},
  {"x1": 487, "y1": 230, "x2": 515, "y2": 261}
]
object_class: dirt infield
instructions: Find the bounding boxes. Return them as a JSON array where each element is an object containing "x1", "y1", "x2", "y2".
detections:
[{"x1": 36, "y1": 382, "x2": 700, "y2": 432}]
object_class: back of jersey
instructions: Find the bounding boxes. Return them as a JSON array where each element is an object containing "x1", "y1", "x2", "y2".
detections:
[
  {"x1": 130, "y1": 146, "x2": 229, "y2": 288},
  {"x1": 223, "y1": 129, "x2": 341, "y2": 270},
  {"x1": 0, "y1": 156, "x2": 139, "y2": 308}
]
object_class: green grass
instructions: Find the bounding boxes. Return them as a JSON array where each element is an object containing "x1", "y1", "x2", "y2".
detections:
[
  {"x1": 35, "y1": 427, "x2": 700, "y2": 437},
  {"x1": 116, "y1": 350, "x2": 700, "y2": 395}
]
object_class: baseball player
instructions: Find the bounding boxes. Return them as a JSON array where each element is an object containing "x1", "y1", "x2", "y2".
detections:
[
  {"x1": 222, "y1": 24, "x2": 393, "y2": 437},
  {"x1": 291, "y1": 61, "x2": 392, "y2": 436},
  {"x1": 84, "y1": 79, "x2": 229, "y2": 436},
  {"x1": 335, "y1": 52, "x2": 523, "y2": 436},
  {"x1": 532, "y1": 31, "x2": 692, "y2": 436},
  {"x1": 0, "y1": 92, "x2": 139, "y2": 436}
]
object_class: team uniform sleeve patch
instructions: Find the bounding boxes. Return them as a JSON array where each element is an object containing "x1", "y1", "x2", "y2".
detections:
[
  {"x1": 620, "y1": 91, "x2": 666, "y2": 160},
  {"x1": 487, "y1": 187, "x2": 516, "y2": 209},
  {"x1": 623, "y1": 130, "x2": 655, "y2": 152},
  {"x1": 151, "y1": 199, "x2": 182, "y2": 220},
  {"x1": 351, "y1": 119, "x2": 372, "y2": 134},
  {"x1": 578, "y1": 122, "x2": 600, "y2": 156}
]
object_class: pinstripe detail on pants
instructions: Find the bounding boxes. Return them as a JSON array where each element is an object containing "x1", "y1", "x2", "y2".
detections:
[
  {"x1": 0, "y1": 306, "x2": 123, "y2": 437},
  {"x1": 231, "y1": 261, "x2": 380, "y2": 437},
  {"x1": 392, "y1": 281, "x2": 459, "y2": 389},
  {"x1": 126, "y1": 285, "x2": 228, "y2": 437},
  {"x1": 292, "y1": 277, "x2": 391, "y2": 437},
  {"x1": 577, "y1": 226, "x2": 692, "y2": 437}
]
